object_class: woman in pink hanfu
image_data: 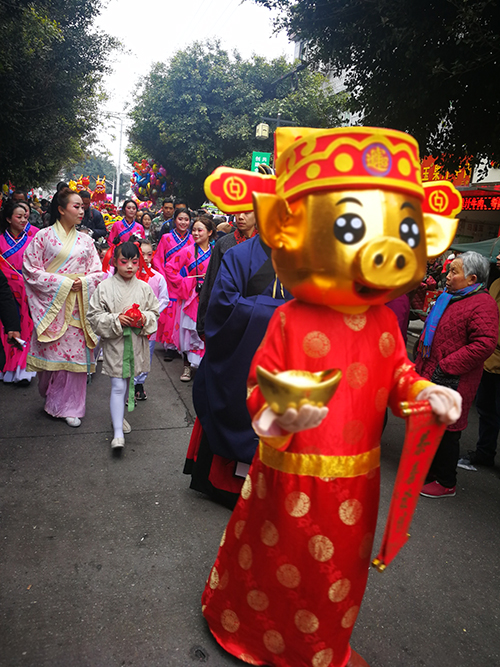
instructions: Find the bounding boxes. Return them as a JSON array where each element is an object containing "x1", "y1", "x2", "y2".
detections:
[
  {"x1": 152, "y1": 207, "x2": 194, "y2": 355},
  {"x1": 0, "y1": 200, "x2": 38, "y2": 384},
  {"x1": 108, "y1": 199, "x2": 145, "y2": 244},
  {"x1": 23, "y1": 188, "x2": 106, "y2": 427},
  {"x1": 166, "y1": 216, "x2": 215, "y2": 382}
]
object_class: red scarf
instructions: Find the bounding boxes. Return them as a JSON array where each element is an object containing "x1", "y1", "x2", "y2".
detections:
[{"x1": 234, "y1": 228, "x2": 258, "y2": 244}]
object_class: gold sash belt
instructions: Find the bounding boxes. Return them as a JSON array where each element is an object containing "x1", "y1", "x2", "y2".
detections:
[{"x1": 259, "y1": 441, "x2": 380, "y2": 478}]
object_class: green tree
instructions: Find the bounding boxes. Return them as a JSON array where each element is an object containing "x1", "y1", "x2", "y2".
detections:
[
  {"x1": 254, "y1": 0, "x2": 500, "y2": 173},
  {"x1": 127, "y1": 42, "x2": 349, "y2": 206},
  {"x1": 0, "y1": 0, "x2": 119, "y2": 187},
  {"x1": 62, "y1": 153, "x2": 130, "y2": 200}
]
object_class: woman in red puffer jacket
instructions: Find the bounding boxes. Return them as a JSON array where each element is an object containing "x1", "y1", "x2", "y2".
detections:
[{"x1": 416, "y1": 251, "x2": 499, "y2": 498}]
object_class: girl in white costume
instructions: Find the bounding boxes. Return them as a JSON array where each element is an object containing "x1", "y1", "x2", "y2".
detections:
[{"x1": 87, "y1": 241, "x2": 159, "y2": 450}]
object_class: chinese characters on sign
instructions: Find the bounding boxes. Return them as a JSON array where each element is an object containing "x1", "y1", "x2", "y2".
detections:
[
  {"x1": 461, "y1": 196, "x2": 500, "y2": 211},
  {"x1": 251, "y1": 151, "x2": 272, "y2": 173},
  {"x1": 420, "y1": 156, "x2": 470, "y2": 186}
]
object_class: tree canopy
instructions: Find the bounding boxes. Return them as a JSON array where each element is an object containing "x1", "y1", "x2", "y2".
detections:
[
  {"x1": 127, "y1": 42, "x2": 349, "y2": 206},
  {"x1": 255, "y1": 0, "x2": 500, "y2": 173},
  {"x1": 0, "y1": 0, "x2": 118, "y2": 187}
]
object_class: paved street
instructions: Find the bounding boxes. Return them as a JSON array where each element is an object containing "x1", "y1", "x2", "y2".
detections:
[{"x1": 1, "y1": 348, "x2": 499, "y2": 667}]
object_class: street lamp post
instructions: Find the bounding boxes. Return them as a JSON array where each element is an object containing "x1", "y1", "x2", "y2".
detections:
[{"x1": 102, "y1": 111, "x2": 126, "y2": 206}]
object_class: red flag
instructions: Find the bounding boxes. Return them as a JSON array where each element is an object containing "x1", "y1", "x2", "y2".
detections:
[{"x1": 373, "y1": 400, "x2": 447, "y2": 570}]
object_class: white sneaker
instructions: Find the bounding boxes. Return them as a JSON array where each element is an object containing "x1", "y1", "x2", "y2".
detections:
[
  {"x1": 123, "y1": 419, "x2": 131, "y2": 434},
  {"x1": 65, "y1": 417, "x2": 81, "y2": 427},
  {"x1": 180, "y1": 366, "x2": 192, "y2": 382},
  {"x1": 111, "y1": 437, "x2": 125, "y2": 449}
]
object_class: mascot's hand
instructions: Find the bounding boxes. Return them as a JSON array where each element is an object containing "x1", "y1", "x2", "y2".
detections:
[
  {"x1": 416, "y1": 385, "x2": 462, "y2": 425},
  {"x1": 254, "y1": 404, "x2": 329, "y2": 437}
]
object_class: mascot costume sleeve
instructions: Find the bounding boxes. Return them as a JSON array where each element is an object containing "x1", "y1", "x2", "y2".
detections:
[{"x1": 200, "y1": 126, "x2": 463, "y2": 667}]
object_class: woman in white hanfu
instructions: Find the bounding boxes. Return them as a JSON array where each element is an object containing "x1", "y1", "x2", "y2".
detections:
[{"x1": 23, "y1": 187, "x2": 106, "y2": 427}]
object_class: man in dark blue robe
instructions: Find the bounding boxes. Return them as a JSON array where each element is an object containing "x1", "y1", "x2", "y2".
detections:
[{"x1": 184, "y1": 235, "x2": 292, "y2": 508}]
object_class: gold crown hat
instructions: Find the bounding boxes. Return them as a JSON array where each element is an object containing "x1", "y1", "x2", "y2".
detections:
[{"x1": 204, "y1": 126, "x2": 462, "y2": 218}]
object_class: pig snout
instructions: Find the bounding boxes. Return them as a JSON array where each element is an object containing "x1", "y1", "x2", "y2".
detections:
[{"x1": 356, "y1": 237, "x2": 418, "y2": 289}]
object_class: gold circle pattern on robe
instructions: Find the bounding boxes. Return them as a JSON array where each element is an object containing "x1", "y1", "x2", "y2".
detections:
[
  {"x1": 221, "y1": 609, "x2": 240, "y2": 632},
  {"x1": 256, "y1": 472, "x2": 267, "y2": 499},
  {"x1": 247, "y1": 589, "x2": 270, "y2": 612},
  {"x1": 261, "y1": 520, "x2": 279, "y2": 547},
  {"x1": 238, "y1": 544, "x2": 253, "y2": 570},
  {"x1": 276, "y1": 563, "x2": 301, "y2": 588},
  {"x1": 294, "y1": 609, "x2": 320, "y2": 633},
  {"x1": 308, "y1": 535, "x2": 334, "y2": 562},
  {"x1": 234, "y1": 519, "x2": 246, "y2": 539},
  {"x1": 285, "y1": 491, "x2": 311, "y2": 517},
  {"x1": 339, "y1": 498, "x2": 363, "y2": 526},
  {"x1": 341, "y1": 605, "x2": 360, "y2": 629},
  {"x1": 343, "y1": 313, "x2": 367, "y2": 331},
  {"x1": 379, "y1": 331, "x2": 396, "y2": 358},
  {"x1": 241, "y1": 474, "x2": 252, "y2": 499},
  {"x1": 312, "y1": 647, "x2": 334, "y2": 667},
  {"x1": 302, "y1": 331, "x2": 331, "y2": 358},
  {"x1": 346, "y1": 362, "x2": 368, "y2": 389},
  {"x1": 263, "y1": 629, "x2": 286, "y2": 654},
  {"x1": 328, "y1": 578, "x2": 351, "y2": 603}
]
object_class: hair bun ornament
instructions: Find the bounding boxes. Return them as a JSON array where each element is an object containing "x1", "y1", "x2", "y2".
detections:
[
  {"x1": 134, "y1": 241, "x2": 154, "y2": 282},
  {"x1": 101, "y1": 245, "x2": 115, "y2": 273}
]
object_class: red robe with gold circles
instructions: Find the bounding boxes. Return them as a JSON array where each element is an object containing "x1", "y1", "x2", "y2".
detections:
[{"x1": 201, "y1": 300, "x2": 429, "y2": 667}]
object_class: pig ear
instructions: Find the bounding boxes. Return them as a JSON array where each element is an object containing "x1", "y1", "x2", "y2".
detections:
[
  {"x1": 252, "y1": 192, "x2": 292, "y2": 249},
  {"x1": 423, "y1": 214, "x2": 459, "y2": 259}
]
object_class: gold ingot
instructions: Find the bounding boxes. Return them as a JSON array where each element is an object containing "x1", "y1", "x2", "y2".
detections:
[{"x1": 256, "y1": 366, "x2": 342, "y2": 415}]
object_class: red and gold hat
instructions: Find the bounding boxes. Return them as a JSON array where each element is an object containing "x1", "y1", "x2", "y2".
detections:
[{"x1": 204, "y1": 126, "x2": 462, "y2": 218}]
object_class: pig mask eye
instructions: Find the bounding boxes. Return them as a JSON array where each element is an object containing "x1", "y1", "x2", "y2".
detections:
[
  {"x1": 333, "y1": 213, "x2": 366, "y2": 245},
  {"x1": 399, "y1": 218, "x2": 420, "y2": 248}
]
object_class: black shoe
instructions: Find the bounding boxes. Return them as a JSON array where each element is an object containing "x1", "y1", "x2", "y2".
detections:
[
  {"x1": 164, "y1": 349, "x2": 175, "y2": 362},
  {"x1": 135, "y1": 383, "x2": 147, "y2": 401},
  {"x1": 467, "y1": 450, "x2": 495, "y2": 467}
]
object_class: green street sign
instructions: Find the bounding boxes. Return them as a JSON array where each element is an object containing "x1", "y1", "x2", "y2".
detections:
[{"x1": 251, "y1": 151, "x2": 272, "y2": 173}]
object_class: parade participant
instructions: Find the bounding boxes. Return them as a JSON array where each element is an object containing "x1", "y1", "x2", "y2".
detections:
[
  {"x1": 166, "y1": 216, "x2": 215, "y2": 382},
  {"x1": 418, "y1": 251, "x2": 498, "y2": 497},
  {"x1": 197, "y1": 210, "x2": 258, "y2": 339},
  {"x1": 200, "y1": 126, "x2": 463, "y2": 667},
  {"x1": 139, "y1": 211, "x2": 154, "y2": 242},
  {"x1": 87, "y1": 241, "x2": 159, "y2": 451},
  {"x1": 0, "y1": 200, "x2": 38, "y2": 384},
  {"x1": 158, "y1": 198, "x2": 189, "y2": 239},
  {"x1": 0, "y1": 267, "x2": 21, "y2": 375},
  {"x1": 12, "y1": 190, "x2": 43, "y2": 228},
  {"x1": 108, "y1": 200, "x2": 145, "y2": 244},
  {"x1": 152, "y1": 197, "x2": 174, "y2": 237},
  {"x1": 23, "y1": 188, "x2": 105, "y2": 427},
  {"x1": 133, "y1": 239, "x2": 169, "y2": 401},
  {"x1": 152, "y1": 207, "x2": 194, "y2": 361},
  {"x1": 79, "y1": 190, "x2": 108, "y2": 239},
  {"x1": 186, "y1": 233, "x2": 292, "y2": 508}
]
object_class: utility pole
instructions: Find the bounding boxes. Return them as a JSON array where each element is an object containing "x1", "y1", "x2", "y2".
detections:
[{"x1": 102, "y1": 111, "x2": 127, "y2": 206}]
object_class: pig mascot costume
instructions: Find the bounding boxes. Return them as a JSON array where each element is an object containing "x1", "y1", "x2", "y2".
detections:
[{"x1": 200, "y1": 127, "x2": 463, "y2": 667}]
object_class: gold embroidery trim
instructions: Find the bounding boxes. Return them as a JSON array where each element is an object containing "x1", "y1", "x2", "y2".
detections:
[{"x1": 259, "y1": 441, "x2": 380, "y2": 478}]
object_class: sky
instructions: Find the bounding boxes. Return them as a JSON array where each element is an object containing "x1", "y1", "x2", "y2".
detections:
[{"x1": 93, "y1": 0, "x2": 295, "y2": 173}]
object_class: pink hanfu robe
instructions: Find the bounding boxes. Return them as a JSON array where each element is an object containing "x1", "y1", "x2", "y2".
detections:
[
  {"x1": 0, "y1": 223, "x2": 38, "y2": 382},
  {"x1": 108, "y1": 218, "x2": 145, "y2": 244},
  {"x1": 152, "y1": 230, "x2": 194, "y2": 349},
  {"x1": 166, "y1": 243, "x2": 211, "y2": 367},
  {"x1": 23, "y1": 222, "x2": 106, "y2": 417},
  {"x1": 202, "y1": 301, "x2": 430, "y2": 667}
]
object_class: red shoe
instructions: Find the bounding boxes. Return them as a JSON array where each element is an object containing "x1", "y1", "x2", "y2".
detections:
[{"x1": 420, "y1": 480, "x2": 456, "y2": 498}]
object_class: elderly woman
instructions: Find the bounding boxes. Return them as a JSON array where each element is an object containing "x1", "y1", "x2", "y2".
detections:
[{"x1": 417, "y1": 251, "x2": 499, "y2": 498}]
